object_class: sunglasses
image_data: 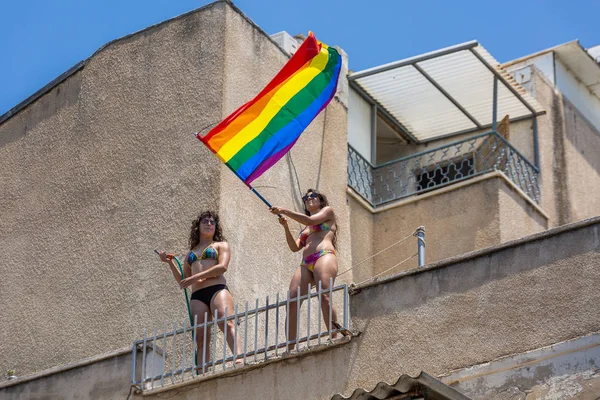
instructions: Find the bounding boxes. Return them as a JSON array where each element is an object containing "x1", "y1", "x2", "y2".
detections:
[
  {"x1": 302, "y1": 192, "x2": 319, "y2": 202},
  {"x1": 200, "y1": 218, "x2": 216, "y2": 225}
]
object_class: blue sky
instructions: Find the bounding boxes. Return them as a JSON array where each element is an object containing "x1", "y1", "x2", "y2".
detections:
[{"x1": 2, "y1": 0, "x2": 598, "y2": 116}]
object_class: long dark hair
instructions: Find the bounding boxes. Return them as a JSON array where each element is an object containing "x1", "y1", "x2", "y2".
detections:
[
  {"x1": 188, "y1": 210, "x2": 225, "y2": 250},
  {"x1": 303, "y1": 188, "x2": 337, "y2": 249}
]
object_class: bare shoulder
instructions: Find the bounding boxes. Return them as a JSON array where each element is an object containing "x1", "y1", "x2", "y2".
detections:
[
  {"x1": 321, "y1": 206, "x2": 335, "y2": 218},
  {"x1": 215, "y1": 241, "x2": 230, "y2": 252}
]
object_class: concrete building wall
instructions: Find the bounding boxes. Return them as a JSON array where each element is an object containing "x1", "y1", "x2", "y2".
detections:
[
  {"x1": 0, "y1": 349, "x2": 134, "y2": 400},
  {"x1": 443, "y1": 332, "x2": 600, "y2": 399},
  {"x1": 527, "y1": 68, "x2": 562, "y2": 226},
  {"x1": 343, "y1": 217, "x2": 600, "y2": 396},
  {"x1": 4, "y1": 216, "x2": 594, "y2": 400},
  {"x1": 367, "y1": 173, "x2": 546, "y2": 276},
  {"x1": 347, "y1": 195, "x2": 374, "y2": 284},
  {"x1": 0, "y1": 2, "x2": 228, "y2": 377},
  {"x1": 561, "y1": 97, "x2": 600, "y2": 223},
  {"x1": 521, "y1": 67, "x2": 600, "y2": 227},
  {"x1": 0, "y1": 0, "x2": 351, "y2": 377}
]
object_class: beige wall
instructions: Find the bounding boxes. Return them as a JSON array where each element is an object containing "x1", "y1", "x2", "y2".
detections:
[
  {"x1": 0, "y1": 2, "x2": 228, "y2": 376},
  {"x1": 367, "y1": 173, "x2": 546, "y2": 276},
  {"x1": 522, "y1": 67, "x2": 600, "y2": 227},
  {"x1": 0, "y1": 349, "x2": 134, "y2": 400},
  {"x1": 347, "y1": 195, "x2": 374, "y2": 284},
  {"x1": 343, "y1": 217, "x2": 600, "y2": 395},
  {"x1": 562, "y1": 97, "x2": 600, "y2": 223},
  {"x1": 0, "y1": 1, "x2": 350, "y2": 377}
]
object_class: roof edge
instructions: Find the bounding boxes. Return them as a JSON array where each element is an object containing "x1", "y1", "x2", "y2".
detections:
[
  {"x1": 349, "y1": 40, "x2": 479, "y2": 81},
  {"x1": 502, "y1": 39, "x2": 580, "y2": 68}
]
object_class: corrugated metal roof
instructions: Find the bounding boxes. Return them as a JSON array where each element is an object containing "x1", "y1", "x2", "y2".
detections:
[
  {"x1": 349, "y1": 41, "x2": 544, "y2": 143},
  {"x1": 331, "y1": 371, "x2": 471, "y2": 400}
]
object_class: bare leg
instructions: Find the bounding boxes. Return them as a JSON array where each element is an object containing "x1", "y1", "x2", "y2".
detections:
[
  {"x1": 312, "y1": 254, "x2": 340, "y2": 338},
  {"x1": 190, "y1": 300, "x2": 212, "y2": 371},
  {"x1": 287, "y1": 266, "x2": 314, "y2": 352},
  {"x1": 211, "y1": 289, "x2": 243, "y2": 364}
]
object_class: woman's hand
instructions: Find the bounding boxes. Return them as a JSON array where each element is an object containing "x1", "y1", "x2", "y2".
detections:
[
  {"x1": 179, "y1": 277, "x2": 198, "y2": 289},
  {"x1": 158, "y1": 250, "x2": 170, "y2": 263},
  {"x1": 270, "y1": 206, "x2": 286, "y2": 215},
  {"x1": 278, "y1": 216, "x2": 288, "y2": 227}
]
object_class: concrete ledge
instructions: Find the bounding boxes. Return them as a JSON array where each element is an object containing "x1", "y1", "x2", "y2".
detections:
[
  {"x1": 347, "y1": 171, "x2": 549, "y2": 219},
  {"x1": 139, "y1": 336, "x2": 352, "y2": 396},
  {"x1": 0, "y1": 346, "x2": 132, "y2": 390},
  {"x1": 353, "y1": 214, "x2": 599, "y2": 293}
]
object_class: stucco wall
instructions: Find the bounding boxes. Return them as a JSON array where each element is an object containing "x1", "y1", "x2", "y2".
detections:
[
  {"x1": 0, "y1": 0, "x2": 351, "y2": 377},
  {"x1": 0, "y1": 349, "x2": 135, "y2": 400},
  {"x1": 0, "y1": 2, "x2": 227, "y2": 376},
  {"x1": 562, "y1": 97, "x2": 600, "y2": 223},
  {"x1": 529, "y1": 68, "x2": 562, "y2": 226},
  {"x1": 347, "y1": 195, "x2": 374, "y2": 284},
  {"x1": 524, "y1": 67, "x2": 600, "y2": 227},
  {"x1": 368, "y1": 173, "x2": 546, "y2": 277},
  {"x1": 344, "y1": 217, "x2": 600, "y2": 395},
  {"x1": 497, "y1": 183, "x2": 547, "y2": 242}
]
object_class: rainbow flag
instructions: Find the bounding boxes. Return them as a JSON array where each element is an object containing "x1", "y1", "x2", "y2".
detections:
[{"x1": 196, "y1": 32, "x2": 342, "y2": 186}]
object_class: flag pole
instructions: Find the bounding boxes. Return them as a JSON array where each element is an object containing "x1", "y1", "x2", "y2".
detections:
[
  {"x1": 250, "y1": 187, "x2": 282, "y2": 217},
  {"x1": 250, "y1": 187, "x2": 272, "y2": 208},
  {"x1": 196, "y1": 131, "x2": 281, "y2": 216}
]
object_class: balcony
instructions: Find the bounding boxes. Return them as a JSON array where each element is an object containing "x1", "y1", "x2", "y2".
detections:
[{"x1": 348, "y1": 130, "x2": 540, "y2": 207}]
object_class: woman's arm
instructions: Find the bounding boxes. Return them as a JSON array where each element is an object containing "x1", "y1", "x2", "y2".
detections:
[
  {"x1": 159, "y1": 250, "x2": 184, "y2": 282},
  {"x1": 270, "y1": 205, "x2": 334, "y2": 226},
  {"x1": 180, "y1": 243, "x2": 230, "y2": 288},
  {"x1": 278, "y1": 216, "x2": 303, "y2": 252}
]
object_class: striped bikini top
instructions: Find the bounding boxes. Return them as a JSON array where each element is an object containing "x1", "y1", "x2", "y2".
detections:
[
  {"x1": 299, "y1": 222, "x2": 332, "y2": 247},
  {"x1": 188, "y1": 243, "x2": 218, "y2": 264}
]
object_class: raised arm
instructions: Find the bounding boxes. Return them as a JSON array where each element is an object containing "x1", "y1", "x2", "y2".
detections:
[{"x1": 270, "y1": 205, "x2": 334, "y2": 226}]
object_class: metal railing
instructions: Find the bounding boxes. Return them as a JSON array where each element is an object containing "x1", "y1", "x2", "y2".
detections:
[
  {"x1": 348, "y1": 131, "x2": 540, "y2": 207},
  {"x1": 131, "y1": 281, "x2": 350, "y2": 391}
]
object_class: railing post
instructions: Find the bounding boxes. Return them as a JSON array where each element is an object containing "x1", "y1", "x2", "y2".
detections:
[
  {"x1": 131, "y1": 342, "x2": 137, "y2": 386},
  {"x1": 492, "y1": 75, "x2": 498, "y2": 132},
  {"x1": 532, "y1": 116, "x2": 540, "y2": 169},
  {"x1": 416, "y1": 226, "x2": 426, "y2": 267}
]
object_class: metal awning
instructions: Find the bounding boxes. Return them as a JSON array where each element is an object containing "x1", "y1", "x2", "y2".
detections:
[
  {"x1": 331, "y1": 371, "x2": 471, "y2": 400},
  {"x1": 349, "y1": 41, "x2": 545, "y2": 143}
]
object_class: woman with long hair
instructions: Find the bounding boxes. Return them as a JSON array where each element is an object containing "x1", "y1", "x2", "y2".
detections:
[
  {"x1": 158, "y1": 211, "x2": 242, "y2": 366},
  {"x1": 270, "y1": 189, "x2": 340, "y2": 350}
]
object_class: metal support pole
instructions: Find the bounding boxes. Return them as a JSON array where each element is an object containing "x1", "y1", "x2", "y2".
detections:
[
  {"x1": 416, "y1": 226, "x2": 426, "y2": 267},
  {"x1": 532, "y1": 117, "x2": 540, "y2": 169},
  {"x1": 371, "y1": 104, "x2": 378, "y2": 164},
  {"x1": 492, "y1": 76, "x2": 498, "y2": 132}
]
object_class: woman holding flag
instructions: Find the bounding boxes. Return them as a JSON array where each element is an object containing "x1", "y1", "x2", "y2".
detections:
[
  {"x1": 270, "y1": 189, "x2": 341, "y2": 350},
  {"x1": 158, "y1": 211, "x2": 242, "y2": 366}
]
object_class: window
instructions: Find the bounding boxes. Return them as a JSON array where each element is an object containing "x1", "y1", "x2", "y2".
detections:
[{"x1": 416, "y1": 156, "x2": 474, "y2": 192}]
